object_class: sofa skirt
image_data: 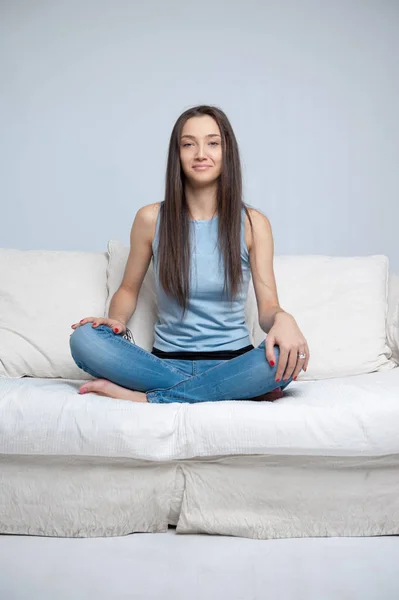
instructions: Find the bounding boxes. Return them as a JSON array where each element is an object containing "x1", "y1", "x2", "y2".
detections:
[{"x1": 1, "y1": 453, "x2": 399, "y2": 539}]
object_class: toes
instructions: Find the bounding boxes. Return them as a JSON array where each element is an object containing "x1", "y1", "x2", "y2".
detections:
[{"x1": 79, "y1": 379, "x2": 108, "y2": 394}]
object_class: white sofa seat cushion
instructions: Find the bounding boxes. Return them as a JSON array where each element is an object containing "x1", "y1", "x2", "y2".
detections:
[
  {"x1": 107, "y1": 243, "x2": 395, "y2": 380},
  {"x1": 1, "y1": 370, "x2": 399, "y2": 460},
  {"x1": 0, "y1": 248, "x2": 108, "y2": 379}
]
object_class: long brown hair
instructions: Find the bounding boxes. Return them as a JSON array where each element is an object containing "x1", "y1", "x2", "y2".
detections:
[{"x1": 157, "y1": 105, "x2": 254, "y2": 318}]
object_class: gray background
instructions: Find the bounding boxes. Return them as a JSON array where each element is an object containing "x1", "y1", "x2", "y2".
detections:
[{"x1": 1, "y1": 0, "x2": 398, "y2": 270}]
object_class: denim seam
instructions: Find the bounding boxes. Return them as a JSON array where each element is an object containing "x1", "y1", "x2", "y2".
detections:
[{"x1": 147, "y1": 361, "x2": 223, "y2": 401}]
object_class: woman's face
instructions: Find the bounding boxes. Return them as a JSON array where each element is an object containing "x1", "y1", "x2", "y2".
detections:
[{"x1": 179, "y1": 115, "x2": 223, "y2": 186}]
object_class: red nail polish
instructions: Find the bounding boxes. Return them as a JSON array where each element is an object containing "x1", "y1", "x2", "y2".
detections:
[
  {"x1": 93, "y1": 323, "x2": 97, "y2": 326},
  {"x1": 270, "y1": 361, "x2": 275, "y2": 367},
  {"x1": 276, "y1": 378, "x2": 281, "y2": 383},
  {"x1": 294, "y1": 376, "x2": 297, "y2": 380},
  {"x1": 114, "y1": 328, "x2": 119, "y2": 333}
]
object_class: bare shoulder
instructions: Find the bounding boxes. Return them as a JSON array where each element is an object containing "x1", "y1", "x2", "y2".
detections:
[
  {"x1": 244, "y1": 207, "x2": 273, "y2": 253},
  {"x1": 131, "y1": 202, "x2": 161, "y2": 243},
  {"x1": 134, "y1": 202, "x2": 161, "y2": 226}
]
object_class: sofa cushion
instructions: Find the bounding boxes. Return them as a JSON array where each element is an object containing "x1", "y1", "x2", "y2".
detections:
[
  {"x1": 1, "y1": 370, "x2": 399, "y2": 459},
  {"x1": 387, "y1": 273, "x2": 399, "y2": 365},
  {"x1": 0, "y1": 248, "x2": 108, "y2": 379},
  {"x1": 107, "y1": 243, "x2": 395, "y2": 380},
  {"x1": 252, "y1": 255, "x2": 395, "y2": 379}
]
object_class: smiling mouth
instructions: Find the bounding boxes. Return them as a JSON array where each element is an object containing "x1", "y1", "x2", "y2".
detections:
[{"x1": 193, "y1": 165, "x2": 211, "y2": 170}]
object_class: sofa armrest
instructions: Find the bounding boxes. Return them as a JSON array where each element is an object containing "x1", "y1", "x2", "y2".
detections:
[{"x1": 387, "y1": 273, "x2": 399, "y2": 365}]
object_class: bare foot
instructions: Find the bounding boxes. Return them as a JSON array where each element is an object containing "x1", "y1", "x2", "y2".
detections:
[
  {"x1": 247, "y1": 388, "x2": 283, "y2": 402},
  {"x1": 78, "y1": 379, "x2": 148, "y2": 402}
]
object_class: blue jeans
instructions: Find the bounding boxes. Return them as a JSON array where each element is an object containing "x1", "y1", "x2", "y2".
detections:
[{"x1": 69, "y1": 324, "x2": 293, "y2": 404}]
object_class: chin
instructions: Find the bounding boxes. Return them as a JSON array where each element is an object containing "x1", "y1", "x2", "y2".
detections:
[
  {"x1": 193, "y1": 177, "x2": 219, "y2": 188},
  {"x1": 190, "y1": 172, "x2": 220, "y2": 185}
]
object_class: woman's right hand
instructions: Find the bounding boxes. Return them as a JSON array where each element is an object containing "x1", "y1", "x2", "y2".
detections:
[{"x1": 71, "y1": 317, "x2": 126, "y2": 335}]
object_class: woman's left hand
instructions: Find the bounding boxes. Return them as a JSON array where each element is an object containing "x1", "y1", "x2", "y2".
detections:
[{"x1": 265, "y1": 313, "x2": 310, "y2": 382}]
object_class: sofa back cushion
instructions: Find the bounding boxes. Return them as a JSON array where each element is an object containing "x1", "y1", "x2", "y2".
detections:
[
  {"x1": 0, "y1": 248, "x2": 108, "y2": 379},
  {"x1": 107, "y1": 242, "x2": 395, "y2": 380},
  {"x1": 251, "y1": 255, "x2": 395, "y2": 379}
]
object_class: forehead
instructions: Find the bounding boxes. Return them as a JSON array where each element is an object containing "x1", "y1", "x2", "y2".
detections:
[{"x1": 181, "y1": 115, "x2": 220, "y2": 137}]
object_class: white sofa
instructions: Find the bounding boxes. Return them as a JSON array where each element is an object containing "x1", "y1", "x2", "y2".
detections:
[{"x1": 0, "y1": 243, "x2": 399, "y2": 540}]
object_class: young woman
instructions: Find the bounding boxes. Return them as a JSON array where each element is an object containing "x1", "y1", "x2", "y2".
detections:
[{"x1": 70, "y1": 105, "x2": 309, "y2": 404}]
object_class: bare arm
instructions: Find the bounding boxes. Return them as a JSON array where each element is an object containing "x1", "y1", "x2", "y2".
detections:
[
  {"x1": 247, "y1": 208, "x2": 310, "y2": 377},
  {"x1": 108, "y1": 204, "x2": 158, "y2": 326},
  {"x1": 247, "y1": 208, "x2": 287, "y2": 333}
]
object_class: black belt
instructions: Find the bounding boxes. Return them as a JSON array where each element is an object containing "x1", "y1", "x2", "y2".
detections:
[{"x1": 151, "y1": 344, "x2": 254, "y2": 361}]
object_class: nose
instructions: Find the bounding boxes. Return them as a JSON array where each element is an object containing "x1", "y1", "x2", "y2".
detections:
[{"x1": 195, "y1": 144, "x2": 207, "y2": 159}]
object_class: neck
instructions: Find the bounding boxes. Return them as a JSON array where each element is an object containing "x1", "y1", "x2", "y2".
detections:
[{"x1": 184, "y1": 180, "x2": 218, "y2": 220}]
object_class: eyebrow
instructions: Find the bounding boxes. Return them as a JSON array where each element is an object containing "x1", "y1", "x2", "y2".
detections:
[{"x1": 181, "y1": 134, "x2": 221, "y2": 140}]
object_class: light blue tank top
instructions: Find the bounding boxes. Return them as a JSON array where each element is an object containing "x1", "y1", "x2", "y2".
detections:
[{"x1": 151, "y1": 204, "x2": 252, "y2": 352}]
